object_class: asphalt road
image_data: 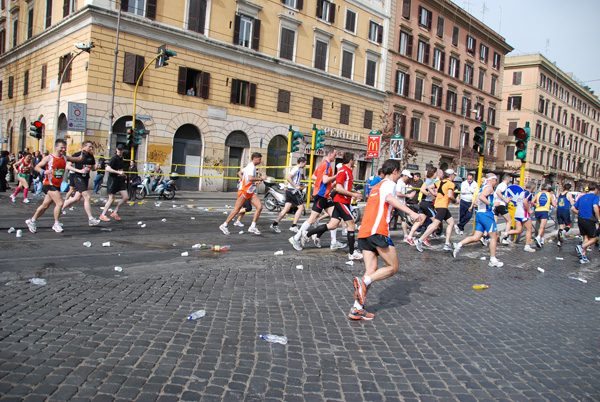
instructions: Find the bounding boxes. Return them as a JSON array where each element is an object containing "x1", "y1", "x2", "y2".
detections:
[{"x1": 0, "y1": 190, "x2": 599, "y2": 401}]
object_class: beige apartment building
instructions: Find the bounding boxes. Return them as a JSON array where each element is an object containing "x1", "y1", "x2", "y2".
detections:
[
  {"x1": 0, "y1": 0, "x2": 390, "y2": 191},
  {"x1": 498, "y1": 54, "x2": 600, "y2": 190},
  {"x1": 386, "y1": 0, "x2": 512, "y2": 176}
]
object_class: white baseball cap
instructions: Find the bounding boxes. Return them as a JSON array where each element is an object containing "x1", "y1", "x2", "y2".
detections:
[
  {"x1": 401, "y1": 169, "x2": 413, "y2": 178},
  {"x1": 336, "y1": 163, "x2": 343, "y2": 169},
  {"x1": 445, "y1": 169, "x2": 457, "y2": 175}
]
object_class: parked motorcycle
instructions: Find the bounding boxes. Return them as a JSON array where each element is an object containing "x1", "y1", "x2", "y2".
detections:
[
  {"x1": 263, "y1": 177, "x2": 307, "y2": 215},
  {"x1": 135, "y1": 174, "x2": 179, "y2": 200}
]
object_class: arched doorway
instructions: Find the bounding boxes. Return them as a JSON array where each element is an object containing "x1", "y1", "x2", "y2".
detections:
[
  {"x1": 172, "y1": 124, "x2": 202, "y2": 191},
  {"x1": 225, "y1": 131, "x2": 249, "y2": 192},
  {"x1": 19, "y1": 118, "x2": 27, "y2": 151},
  {"x1": 266, "y1": 135, "x2": 288, "y2": 180},
  {"x1": 5, "y1": 120, "x2": 13, "y2": 152},
  {"x1": 112, "y1": 116, "x2": 145, "y2": 160},
  {"x1": 58, "y1": 114, "x2": 68, "y2": 139}
]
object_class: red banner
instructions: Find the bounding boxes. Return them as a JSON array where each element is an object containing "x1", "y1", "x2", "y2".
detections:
[{"x1": 367, "y1": 135, "x2": 381, "y2": 157}]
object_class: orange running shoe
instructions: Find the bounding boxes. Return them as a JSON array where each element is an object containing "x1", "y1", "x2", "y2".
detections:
[
  {"x1": 99, "y1": 214, "x2": 110, "y2": 222},
  {"x1": 110, "y1": 211, "x2": 121, "y2": 220}
]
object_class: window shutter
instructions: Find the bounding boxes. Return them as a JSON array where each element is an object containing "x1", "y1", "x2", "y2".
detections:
[
  {"x1": 426, "y1": 10, "x2": 432, "y2": 30},
  {"x1": 400, "y1": 115, "x2": 407, "y2": 137},
  {"x1": 472, "y1": 38, "x2": 476, "y2": 53},
  {"x1": 316, "y1": 0, "x2": 323, "y2": 17},
  {"x1": 437, "y1": 16, "x2": 444, "y2": 37},
  {"x1": 177, "y1": 67, "x2": 187, "y2": 95},
  {"x1": 45, "y1": 0, "x2": 52, "y2": 28},
  {"x1": 135, "y1": 55, "x2": 144, "y2": 86},
  {"x1": 277, "y1": 90, "x2": 284, "y2": 111},
  {"x1": 440, "y1": 52, "x2": 445, "y2": 72},
  {"x1": 415, "y1": 80, "x2": 422, "y2": 100},
  {"x1": 251, "y1": 19, "x2": 261, "y2": 50},
  {"x1": 63, "y1": 0, "x2": 69, "y2": 17},
  {"x1": 402, "y1": 0, "x2": 410, "y2": 19},
  {"x1": 296, "y1": 0, "x2": 303, "y2": 10},
  {"x1": 456, "y1": 60, "x2": 460, "y2": 78},
  {"x1": 424, "y1": 43, "x2": 430, "y2": 65},
  {"x1": 198, "y1": 0, "x2": 206, "y2": 34},
  {"x1": 230, "y1": 79, "x2": 239, "y2": 104},
  {"x1": 249, "y1": 83, "x2": 257, "y2": 107},
  {"x1": 437, "y1": 88, "x2": 443, "y2": 107},
  {"x1": 406, "y1": 35, "x2": 413, "y2": 57},
  {"x1": 201, "y1": 72, "x2": 210, "y2": 99},
  {"x1": 233, "y1": 15, "x2": 241, "y2": 45},
  {"x1": 446, "y1": 91, "x2": 451, "y2": 111},
  {"x1": 394, "y1": 71, "x2": 399, "y2": 93},
  {"x1": 120, "y1": 0, "x2": 128, "y2": 11},
  {"x1": 146, "y1": 0, "x2": 157, "y2": 20},
  {"x1": 484, "y1": 47, "x2": 488, "y2": 63},
  {"x1": 377, "y1": 25, "x2": 383, "y2": 44},
  {"x1": 404, "y1": 74, "x2": 410, "y2": 96},
  {"x1": 8, "y1": 76, "x2": 13, "y2": 99},
  {"x1": 329, "y1": 3, "x2": 335, "y2": 23},
  {"x1": 188, "y1": 0, "x2": 200, "y2": 32},
  {"x1": 41, "y1": 64, "x2": 47, "y2": 89}
]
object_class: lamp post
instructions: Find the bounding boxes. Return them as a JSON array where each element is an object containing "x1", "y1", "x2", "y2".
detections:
[
  {"x1": 457, "y1": 103, "x2": 480, "y2": 177},
  {"x1": 54, "y1": 42, "x2": 94, "y2": 139}
]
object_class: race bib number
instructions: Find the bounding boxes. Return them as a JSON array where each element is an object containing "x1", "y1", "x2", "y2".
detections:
[{"x1": 54, "y1": 168, "x2": 65, "y2": 179}]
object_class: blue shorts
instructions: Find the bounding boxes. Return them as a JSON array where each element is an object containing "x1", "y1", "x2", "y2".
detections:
[
  {"x1": 475, "y1": 212, "x2": 497, "y2": 233},
  {"x1": 535, "y1": 210, "x2": 549, "y2": 220},
  {"x1": 556, "y1": 209, "x2": 571, "y2": 225},
  {"x1": 515, "y1": 217, "x2": 531, "y2": 223}
]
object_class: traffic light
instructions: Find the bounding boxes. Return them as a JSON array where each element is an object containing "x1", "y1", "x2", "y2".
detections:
[
  {"x1": 29, "y1": 119, "x2": 43, "y2": 139},
  {"x1": 513, "y1": 123, "x2": 530, "y2": 161},
  {"x1": 156, "y1": 45, "x2": 177, "y2": 68},
  {"x1": 290, "y1": 130, "x2": 303, "y2": 152},
  {"x1": 314, "y1": 129, "x2": 326, "y2": 150},
  {"x1": 134, "y1": 129, "x2": 149, "y2": 146},
  {"x1": 126, "y1": 128, "x2": 134, "y2": 148},
  {"x1": 472, "y1": 122, "x2": 486, "y2": 156}
]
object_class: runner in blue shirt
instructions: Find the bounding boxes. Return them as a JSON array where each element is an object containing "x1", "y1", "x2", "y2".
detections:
[{"x1": 571, "y1": 184, "x2": 599, "y2": 264}]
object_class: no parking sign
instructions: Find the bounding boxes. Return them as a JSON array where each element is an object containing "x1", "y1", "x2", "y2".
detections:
[{"x1": 67, "y1": 102, "x2": 87, "y2": 131}]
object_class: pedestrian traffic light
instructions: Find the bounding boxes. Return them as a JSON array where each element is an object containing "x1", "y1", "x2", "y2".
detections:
[
  {"x1": 29, "y1": 119, "x2": 43, "y2": 139},
  {"x1": 290, "y1": 130, "x2": 303, "y2": 152},
  {"x1": 472, "y1": 122, "x2": 486, "y2": 156},
  {"x1": 513, "y1": 123, "x2": 530, "y2": 161},
  {"x1": 314, "y1": 129, "x2": 326, "y2": 150},
  {"x1": 156, "y1": 45, "x2": 177, "y2": 68},
  {"x1": 126, "y1": 128, "x2": 134, "y2": 148}
]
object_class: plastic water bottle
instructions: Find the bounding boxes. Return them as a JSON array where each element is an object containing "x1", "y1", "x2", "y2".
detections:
[
  {"x1": 83, "y1": 241, "x2": 92, "y2": 247},
  {"x1": 29, "y1": 278, "x2": 47, "y2": 285},
  {"x1": 188, "y1": 310, "x2": 206, "y2": 320},
  {"x1": 472, "y1": 284, "x2": 488, "y2": 290},
  {"x1": 212, "y1": 245, "x2": 230, "y2": 252},
  {"x1": 260, "y1": 334, "x2": 288, "y2": 345}
]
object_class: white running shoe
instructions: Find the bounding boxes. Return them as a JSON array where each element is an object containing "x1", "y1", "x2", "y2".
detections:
[
  {"x1": 488, "y1": 258, "x2": 504, "y2": 268},
  {"x1": 452, "y1": 243, "x2": 462, "y2": 258},
  {"x1": 300, "y1": 231, "x2": 310, "y2": 248},
  {"x1": 219, "y1": 223, "x2": 230, "y2": 235},
  {"x1": 501, "y1": 237, "x2": 512, "y2": 245},
  {"x1": 330, "y1": 241, "x2": 347, "y2": 250},
  {"x1": 10, "y1": 195, "x2": 16, "y2": 203},
  {"x1": 454, "y1": 225, "x2": 461, "y2": 235},
  {"x1": 270, "y1": 223, "x2": 281, "y2": 234},
  {"x1": 312, "y1": 234, "x2": 321, "y2": 248},
  {"x1": 22, "y1": 198, "x2": 30, "y2": 203},
  {"x1": 233, "y1": 221, "x2": 244, "y2": 227},
  {"x1": 348, "y1": 250, "x2": 363, "y2": 260},
  {"x1": 289, "y1": 236, "x2": 302, "y2": 251},
  {"x1": 52, "y1": 222, "x2": 64, "y2": 233},
  {"x1": 25, "y1": 219, "x2": 37, "y2": 233},
  {"x1": 88, "y1": 218, "x2": 101, "y2": 226},
  {"x1": 289, "y1": 226, "x2": 299, "y2": 233},
  {"x1": 248, "y1": 226, "x2": 261, "y2": 235},
  {"x1": 443, "y1": 243, "x2": 452, "y2": 251},
  {"x1": 523, "y1": 245, "x2": 536, "y2": 253}
]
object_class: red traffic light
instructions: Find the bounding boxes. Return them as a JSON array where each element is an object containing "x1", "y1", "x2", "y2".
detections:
[
  {"x1": 513, "y1": 127, "x2": 527, "y2": 140},
  {"x1": 33, "y1": 120, "x2": 43, "y2": 129}
]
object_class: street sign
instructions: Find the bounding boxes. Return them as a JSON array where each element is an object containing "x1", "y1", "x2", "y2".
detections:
[
  {"x1": 67, "y1": 102, "x2": 87, "y2": 131},
  {"x1": 137, "y1": 114, "x2": 152, "y2": 121},
  {"x1": 390, "y1": 137, "x2": 404, "y2": 160},
  {"x1": 126, "y1": 121, "x2": 133, "y2": 127},
  {"x1": 367, "y1": 132, "x2": 381, "y2": 157},
  {"x1": 0, "y1": 138, "x2": 7, "y2": 143}
]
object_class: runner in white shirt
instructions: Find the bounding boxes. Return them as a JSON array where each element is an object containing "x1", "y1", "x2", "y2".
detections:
[
  {"x1": 270, "y1": 157, "x2": 308, "y2": 233},
  {"x1": 393, "y1": 170, "x2": 416, "y2": 240},
  {"x1": 456, "y1": 173, "x2": 477, "y2": 234}
]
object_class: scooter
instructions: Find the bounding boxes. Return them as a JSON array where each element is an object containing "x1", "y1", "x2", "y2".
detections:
[
  {"x1": 135, "y1": 174, "x2": 179, "y2": 200},
  {"x1": 263, "y1": 177, "x2": 307, "y2": 215}
]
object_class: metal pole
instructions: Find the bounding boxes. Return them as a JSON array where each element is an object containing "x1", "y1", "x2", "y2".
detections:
[
  {"x1": 54, "y1": 49, "x2": 86, "y2": 139},
  {"x1": 306, "y1": 124, "x2": 317, "y2": 210},
  {"x1": 519, "y1": 160, "x2": 526, "y2": 187},
  {"x1": 107, "y1": 8, "x2": 122, "y2": 157},
  {"x1": 286, "y1": 125, "x2": 292, "y2": 168},
  {"x1": 472, "y1": 154, "x2": 485, "y2": 233},
  {"x1": 131, "y1": 53, "x2": 162, "y2": 158}
]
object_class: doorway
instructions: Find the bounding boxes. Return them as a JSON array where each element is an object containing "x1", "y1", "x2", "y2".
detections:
[
  {"x1": 172, "y1": 124, "x2": 202, "y2": 191},
  {"x1": 225, "y1": 131, "x2": 249, "y2": 192}
]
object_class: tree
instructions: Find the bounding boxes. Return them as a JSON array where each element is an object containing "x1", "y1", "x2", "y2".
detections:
[{"x1": 379, "y1": 111, "x2": 418, "y2": 165}]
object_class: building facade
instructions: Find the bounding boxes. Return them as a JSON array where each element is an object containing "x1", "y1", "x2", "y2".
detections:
[
  {"x1": 498, "y1": 54, "x2": 600, "y2": 190},
  {"x1": 0, "y1": 0, "x2": 391, "y2": 191},
  {"x1": 386, "y1": 0, "x2": 512, "y2": 175}
]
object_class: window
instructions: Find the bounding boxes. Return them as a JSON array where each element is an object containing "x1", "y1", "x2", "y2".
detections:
[
  {"x1": 12, "y1": 14, "x2": 18, "y2": 48},
  {"x1": 341, "y1": 50, "x2": 354, "y2": 79},
  {"x1": 282, "y1": 0, "x2": 303, "y2": 9},
  {"x1": 177, "y1": 67, "x2": 210, "y2": 99},
  {"x1": 0, "y1": 81, "x2": 2, "y2": 101},
  {"x1": 433, "y1": 48, "x2": 445, "y2": 72},
  {"x1": 466, "y1": 35, "x2": 476, "y2": 55},
  {"x1": 41, "y1": 64, "x2": 47, "y2": 89},
  {"x1": 59, "y1": 53, "x2": 73, "y2": 83},
  {"x1": 8, "y1": 76, "x2": 13, "y2": 99},
  {"x1": 431, "y1": 84, "x2": 442, "y2": 107},
  {"x1": 480, "y1": 44, "x2": 488, "y2": 63},
  {"x1": 436, "y1": 16, "x2": 444, "y2": 37},
  {"x1": 234, "y1": 14, "x2": 261, "y2": 50},
  {"x1": 417, "y1": 40, "x2": 430, "y2": 64},
  {"x1": 446, "y1": 90, "x2": 457, "y2": 113},
  {"x1": 317, "y1": 0, "x2": 335, "y2": 23},
  {"x1": 507, "y1": 96, "x2": 521, "y2": 111},
  {"x1": 488, "y1": 107, "x2": 496, "y2": 126},
  {"x1": 63, "y1": 0, "x2": 77, "y2": 17},
  {"x1": 279, "y1": 27, "x2": 295, "y2": 61},
  {"x1": 474, "y1": 103, "x2": 484, "y2": 121},
  {"x1": 493, "y1": 52, "x2": 501, "y2": 69},
  {"x1": 277, "y1": 89, "x2": 291, "y2": 113},
  {"x1": 535, "y1": 123, "x2": 541, "y2": 139},
  {"x1": 0, "y1": 29, "x2": 5, "y2": 55},
  {"x1": 398, "y1": 31, "x2": 413, "y2": 57},
  {"x1": 490, "y1": 76, "x2": 497, "y2": 96},
  {"x1": 312, "y1": 97, "x2": 323, "y2": 119},
  {"x1": 395, "y1": 70, "x2": 410, "y2": 96},
  {"x1": 444, "y1": 125, "x2": 451, "y2": 147},
  {"x1": 461, "y1": 96, "x2": 471, "y2": 117},
  {"x1": 418, "y1": 6, "x2": 432, "y2": 30},
  {"x1": 394, "y1": 113, "x2": 407, "y2": 137},
  {"x1": 27, "y1": 5, "x2": 34, "y2": 40},
  {"x1": 188, "y1": 0, "x2": 207, "y2": 34},
  {"x1": 120, "y1": 0, "x2": 157, "y2": 20},
  {"x1": 410, "y1": 117, "x2": 420, "y2": 140},
  {"x1": 540, "y1": 73, "x2": 546, "y2": 87},
  {"x1": 340, "y1": 104, "x2": 350, "y2": 125},
  {"x1": 365, "y1": 58, "x2": 377, "y2": 87},
  {"x1": 512, "y1": 71, "x2": 522, "y2": 85},
  {"x1": 401, "y1": 0, "x2": 411, "y2": 19},
  {"x1": 478, "y1": 69, "x2": 485, "y2": 90},
  {"x1": 428, "y1": 121, "x2": 436, "y2": 143},
  {"x1": 23, "y1": 70, "x2": 29, "y2": 95},
  {"x1": 364, "y1": 110, "x2": 373, "y2": 129},
  {"x1": 414, "y1": 77, "x2": 423, "y2": 101},
  {"x1": 230, "y1": 79, "x2": 257, "y2": 107},
  {"x1": 368, "y1": 21, "x2": 383, "y2": 44},
  {"x1": 314, "y1": 39, "x2": 328, "y2": 71},
  {"x1": 45, "y1": 0, "x2": 52, "y2": 28},
  {"x1": 123, "y1": 53, "x2": 144, "y2": 85},
  {"x1": 345, "y1": 8, "x2": 357, "y2": 33},
  {"x1": 452, "y1": 26, "x2": 459, "y2": 46},
  {"x1": 464, "y1": 64, "x2": 473, "y2": 85},
  {"x1": 448, "y1": 56, "x2": 460, "y2": 79}
]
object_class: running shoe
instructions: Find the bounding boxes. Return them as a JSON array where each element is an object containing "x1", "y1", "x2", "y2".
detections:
[
  {"x1": 429, "y1": 233, "x2": 439, "y2": 240},
  {"x1": 52, "y1": 222, "x2": 64, "y2": 233},
  {"x1": 501, "y1": 237, "x2": 512, "y2": 245},
  {"x1": 270, "y1": 223, "x2": 281, "y2": 234},
  {"x1": 575, "y1": 244, "x2": 583, "y2": 257},
  {"x1": 405, "y1": 237, "x2": 415, "y2": 246},
  {"x1": 248, "y1": 226, "x2": 261, "y2": 235},
  {"x1": 348, "y1": 307, "x2": 374, "y2": 321},
  {"x1": 459, "y1": 230, "x2": 464, "y2": 235},
  {"x1": 10, "y1": 194, "x2": 16, "y2": 203},
  {"x1": 110, "y1": 211, "x2": 121, "y2": 221},
  {"x1": 422, "y1": 239, "x2": 432, "y2": 248},
  {"x1": 353, "y1": 276, "x2": 367, "y2": 305},
  {"x1": 341, "y1": 228, "x2": 348, "y2": 236},
  {"x1": 219, "y1": 223, "x2": 230, "y2": 235},
  {"x1": 25, "y1": 219, "x2": 37, "y2": 233},
  {"x1": 565, "y1": 224, "x2": 571, "y2": 232},
  {"x1": 523, "y1": 245, "x2": 536, "y2": 252},
  {"x1": 415, "y1": 239, "x2": 424, "y2": 252},
  {"x1": 300, "y1": 231, "x2": 310, "y2": 248},
  {"x1": 556, "y1": 240, "x2": 562, "y2": 247},
  {"x1": 312, "y1": 234, "x2": 321, "y2": 248},
  {"x1": 330, "y1": 241, "x2": 347, "y2": 250},
  {"x1": 480, "y1": 237, "x2": 489, "y2": 246},
  {"x1": 289, "y1": 236, "x2": 302, "y2": 251},
  {"x1": 443, "y1": 243, "x2": 452, "y2": 251},
  {"x1": 22, "y1": 198, "x2": 30, "y2": 204},
  {"x1": 348, "y1": 250, "x2": 363, "y2": 260},
  {"x1": 233, "y1": 221, "x2": 244, "y2": 227},
  {"x1": 534, "y1": 237, "x2": 542, "y2": 249},
  {"x1": 88, "y1": 218, "x2": 101, "y2": 226},
  {"x1": 289, "y1": 226, "x2": 299, "y2": 233},
  {"x1": 579, "y1": 256, "x2": 590, "y2": 264},
  {"x1": 99, "y1": 213, "x2": 110, "y2": 222},
  {"x1": 454, "y1": 226, "x2": 461, "y2": 235},
  {"x1": 488, "y1": 258, "x2": 504, "y2": 268},
  {"x1": 452, "y1": 243, "x2": 462, "y2": 258},
  {"x1": 558, "y1": 230, "x2": 565, "y2": 242}
]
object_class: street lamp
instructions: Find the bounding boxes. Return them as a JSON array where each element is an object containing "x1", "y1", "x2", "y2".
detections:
[
  {"x1": 54, "y1": 41, "x2": 94, "y2": 139},
  {"x1": 457, "y1": 106, "x2": 480, "y2": 177}
]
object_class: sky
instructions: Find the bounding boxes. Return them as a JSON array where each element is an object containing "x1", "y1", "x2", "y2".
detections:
[{"x1": 457, "y1": 0, "x2": 600, "y2": 97}]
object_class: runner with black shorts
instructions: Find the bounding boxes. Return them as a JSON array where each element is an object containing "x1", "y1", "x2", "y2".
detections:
[
  {"x1": 405, "y1": 166, "x2": 437, "y2": 246},
  {"x1": 556, "y1": 183, "x2": 574, "y2": 247},
  {"x1": 270, "y1": 157, "x2": 307, "y2": 233},
  {"x1": 494, "y1": 175, "x2": 513, "y2": 244},
  {"x1": 571, "y1": 184, "x2": 599, "y2": 264},
  {"x1": 99, "y1": 144, "x2": 129, "y2": 222}
]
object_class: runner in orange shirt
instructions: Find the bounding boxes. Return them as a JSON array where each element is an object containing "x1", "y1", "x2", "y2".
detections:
[{"x1": 349, "y1": 159, "x2": 422, "y2": 321}]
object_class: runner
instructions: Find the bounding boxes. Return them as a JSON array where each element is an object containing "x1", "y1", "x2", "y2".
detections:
[
  {"x1": 61, "y1": 141, "x2": 101, "y2": 226},
  {"x1": 452, "y1": 173, "x2": 504, "y2": 267},
  {"x1": 219, "y1": 152, "x2": 267, "y2": 235},
  {"x1": 348, "y1": 159, "x2": 422, "y2": 320},
  {"x1": 405, "y1": 166, "x2": 437, "y2": 246},
  {"x1": 532, "y1": 183, "x2": 556, "y2": 248},
  {"x1": 99, "y1": 144, "x2": 129, "y2": 222},
  {"x1": 270, "y1": 157, "x2": 307, "y2": 234},
  {"x1": 571, "y1": 184, "x2": 599, "y2": 264},
  {"x1": 502, "y1": 181, "x2": 537, "y2": 252},
  {"x1": 10, "y1": 152, "x2": 33, "y2": 203},
  {"x1": 415, "y1": 169, "x2": 457, "y2": 252},
  {"x1": 391, "y1": 170, "x2": 415, "y2": 239},
  {"x1": 25, "y1": 139, "x2": 83, "y2": 233},
  {"x1": 455, "y1": 173, "x2": 477, "y2": 235},
  {"x1": 494, "y1": 174, "x2": 514, "y2": 244},
  {"x1": 288, "y1": 147, "x2": 337, "y2": 251},
  {"x1": 556, "y1": 183, "x2": 574, "y2": 247}
]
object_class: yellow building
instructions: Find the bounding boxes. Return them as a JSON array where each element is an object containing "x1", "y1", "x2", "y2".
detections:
[{"x1": 1, "y1": 0, "x2": 390, "y2": 191}]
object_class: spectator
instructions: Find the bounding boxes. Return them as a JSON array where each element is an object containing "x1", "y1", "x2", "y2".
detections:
[
  {"x1": 93, "y1": 157, "x2": 106, "y2": 194},
  {"x1": 407, "y1": 172, "x2": 423, "y2": 205},
  {"x1": 187, "y1": 87, "x2": 195, "y2": 96},
  {"x1": 0, "y1": 151, "x2": 9, "y2": 192},
  {"x1": 151, "y1": 164, "x2": 164, "y2": 192}
]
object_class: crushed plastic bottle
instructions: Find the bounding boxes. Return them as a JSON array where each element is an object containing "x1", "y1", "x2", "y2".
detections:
[
  {"x1": 191, "y1": 217, "x2": 195, "y2": 220},
  {"x1": 83, "y1": 241, "x2": 92, "y2": 248},
  {"x1": 29, "y1": 278, "x2": 47, "y2": 285},
  {"x1": 192, "y1": 243, "x2": 208, "y2": 249},
  {"x1": 140, "y1": 224, "x2": 147, "y2": 228},
  {"x1": 16, "y1": 230, "x2": 22, "y2": 238},
  {"x1": 274, "y1": 250, "x2": 283, "y2": 255},
  {"x1": 161, "y1": 218, "x2": 167, "y2": 222},
  {"x1": 260, "y1": 334, "x2": 288, "y2": 345},
  {"x1": 188, "y1": 310, "x2": 206, "y2": 320},
  {"x1": 296, "y1": 265, "x2": 304, "y2": 270},
  {"x1": 212, "y1": 245, "x2": 230, "y2": 252},
  {"x1": 114, "y1": 266, "x2": 123, "y2": 272},
  {"x1": 181, "y1": 252, "x2": 189, "y2": 257},
  {"x1": 102, "y1": 242, "x2": 111, "y2": 247},
  {"x1": 568, "y1": 276, "x2": 587, "y2": 284},
  {"x1": 537, "y1": 267, "x2": 545, "y2": 273},
  {"x1": 7, "y1": 227, "x2": 15, "y2": 233},
  {"x1": 472, "y1": 284, "x2": 489, "y2": 289}
]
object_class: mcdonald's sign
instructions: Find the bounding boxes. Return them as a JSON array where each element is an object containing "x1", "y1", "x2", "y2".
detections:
[{"x1": 367, "y1": 132, "x2": 381, "y2": 157}]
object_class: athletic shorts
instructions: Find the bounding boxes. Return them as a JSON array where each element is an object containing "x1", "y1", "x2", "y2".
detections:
[
  {"x1": 18, "y1": 173, "x2": 31, "y2": 181},
  {"x1": 578, "y1": 218, "x2": 597, "y2": 239},
  {"x1": 556, "y1": 209, "x2": 571, "y2": 225},
  {"x1": 285, "y1": 190, "x2": 302, "y2": 206},
  {"x1": 494, "y1": 205, "x2": 509, "y2": 216},
  {"x1": 534, "y1": 210, "x2": 549, "y2": 220},
  {"x1": 358, "y1": 234, "x2": 394, "y2": 254},
  {"x1": 72, "y1": 175, "x2": 90, "y2": 193},
  {"x1": 243, "y1": 198, "x2": 253, "y2": 212},
  {"x1": 332, "y1": 201, "x2": 353, "y2": 222},
  {"x1": 312, "y1": 195, "x2": 333, "y2": 214},
  {"x1": 107, "y1": 177, "x2": 127, "y2": 194},
  {"x1": 475, "y1": 212, "x2": 497, "y2": 233},
  {"x1": 69, "y1": 174, "x2": 76, "y2": 187},
  {"x1": 434, "y1": 208, "x2": 452, "y2": 222},
  {"x1": 418, "y1": 201, "x2": 435, "y2": 218},
  {"x1": 396, "y1": 209, "x2": 407, "y2": 222},
  {"x1": 42, "y1": 185, "x2": 60, "y2": 193},
  {"x1": 515, "y1": 217, "x2": 531, "y2": 223},
  {"x1": 237, "y1": 190, "x2": 255, "y2": 200}
]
